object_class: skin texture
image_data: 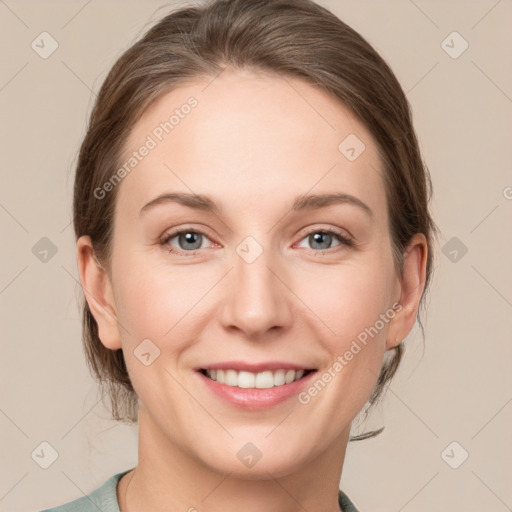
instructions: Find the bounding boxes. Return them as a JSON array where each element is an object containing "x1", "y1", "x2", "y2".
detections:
[{"x1": 77, "y1": 68, "x2": 427, "y2": 512}]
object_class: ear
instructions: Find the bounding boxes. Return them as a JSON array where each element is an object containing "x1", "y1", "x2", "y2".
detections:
[
  {"x1": 386, "y1": 233, "x2": 428, "y2": 350},
  {"x1": 76, "y1": 235, "x2": 122, "y2": 350}
]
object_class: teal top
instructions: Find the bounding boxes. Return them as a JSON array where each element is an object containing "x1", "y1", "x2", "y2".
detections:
[{"x1": 39, "y1": 469, "x2": 359, "y2": 512}]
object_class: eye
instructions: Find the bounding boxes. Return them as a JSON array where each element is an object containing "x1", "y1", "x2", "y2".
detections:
[
  {"x1": 159, "y1": 226, "x2": 353, "y2": 256},
  {"x1": 296, "y1": 228, "x2": 353, "y2": 253},
  {"x1": 160, "y1": 228, "x2": 213, "y2": 255}
]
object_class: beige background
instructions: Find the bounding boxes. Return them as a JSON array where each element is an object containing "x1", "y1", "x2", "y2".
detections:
[{"x1": 1, "y1": 1, "x2": 511, "y2": 511}]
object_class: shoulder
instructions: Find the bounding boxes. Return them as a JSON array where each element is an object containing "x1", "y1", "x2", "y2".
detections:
[
  {"x1": 38, "y1": 469, "x2": 133, "y2": 512},
  {"x1": 338, "y1": 488, "x2": 359, "y2": 512}
]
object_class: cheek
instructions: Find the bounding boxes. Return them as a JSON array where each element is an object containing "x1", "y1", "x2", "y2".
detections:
[
  {"x1": 113, "y1": 257, "x2": 212, "y2": 348},
  {"x1": 294, "y1": 259, "x2": 393, "y2": 342},
  {"x1": 293, "y1": 263, "x2": 395, "y2": 416},
  {"x1": 112, "y1": 261, "x2": 208, "y2": 403},
  {"x1": 294, "y1": 256, "x2": 395, "y2": 407}
]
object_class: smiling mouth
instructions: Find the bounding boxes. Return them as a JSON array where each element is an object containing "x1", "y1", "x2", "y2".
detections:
[{"x1": 199, "y1": 368, "x2": 316, "y2": 389}]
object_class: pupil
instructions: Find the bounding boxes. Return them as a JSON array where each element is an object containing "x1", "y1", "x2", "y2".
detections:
[
  {"x1": 181, "y1": 232, "x2": 201, "y2": 250},
  {"x1": 311, "y1": 232, "x2": 331, "y2": 250}
]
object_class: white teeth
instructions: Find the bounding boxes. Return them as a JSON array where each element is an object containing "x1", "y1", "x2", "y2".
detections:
[
  {"x1": 255, "y1": 371, "x2": 274, "y2": 389},
  {"x1": 274, "y1": 369, "x2": 286, "y2": 386},
  {"x1": 225, "y1": 369, "x2": 238, "y2": 386},
  {"x1": 205, "y1": 368, "x2": 307, "y2": 388},
  {"x1": 238, "y1": 371, "x2": 255, "y2": 388}
]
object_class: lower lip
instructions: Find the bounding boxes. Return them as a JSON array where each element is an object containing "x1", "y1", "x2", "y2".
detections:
[{"x1": 196, "y1": 370, "x2": 317, "y2": 410}]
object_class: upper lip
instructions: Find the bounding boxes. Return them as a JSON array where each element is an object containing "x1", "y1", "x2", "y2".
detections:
[{"x1": 196, "y1": 361, "x2": 316, "y2": 372}]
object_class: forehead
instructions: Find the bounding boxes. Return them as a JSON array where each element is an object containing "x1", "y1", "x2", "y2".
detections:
[{"x1": 116, "y1": 68, "x2": 387, "y2": 223}]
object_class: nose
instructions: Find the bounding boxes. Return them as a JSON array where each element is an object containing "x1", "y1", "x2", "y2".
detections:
[{"x1": 218, "y1": 246, "x2": 294, "y2": 340}]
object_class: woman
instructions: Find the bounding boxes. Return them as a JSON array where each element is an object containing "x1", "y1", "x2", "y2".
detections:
[{"x1": 41, "y1": 0, "x2": 437, "y2": 510}]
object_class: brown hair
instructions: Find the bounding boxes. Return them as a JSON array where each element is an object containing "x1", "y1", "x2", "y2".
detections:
[{"x1": 74, "y1": 0, "x2": 439, "y2": 439}]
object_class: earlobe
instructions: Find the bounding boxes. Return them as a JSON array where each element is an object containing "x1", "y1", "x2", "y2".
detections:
[
  {"x1": 76, "y1": 235, "x2": 122, "y2": 350},
  {"x1": 386, "y1": 233, "x2": 428, "y2": 350}
]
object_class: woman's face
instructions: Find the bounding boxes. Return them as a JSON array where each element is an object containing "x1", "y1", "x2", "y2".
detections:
[{"x1": 80, "y1": 68, "x2": 425, "y2": 478}]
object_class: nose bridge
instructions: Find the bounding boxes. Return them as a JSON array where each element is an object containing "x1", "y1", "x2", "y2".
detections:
[{"x1": 219, "y1": 238, "x2": 292, "y2": 337}]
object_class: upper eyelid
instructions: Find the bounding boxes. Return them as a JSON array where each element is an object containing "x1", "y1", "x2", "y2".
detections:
[
  {"x1": 300, "y1": 225, "x2": 352, "y2": 239},
  {"x1": 162, "y1": 225, "x2": 215, "y2": 242},
  {"x1": 162, "y1": 224, "x2": 350, "y2": 239}
]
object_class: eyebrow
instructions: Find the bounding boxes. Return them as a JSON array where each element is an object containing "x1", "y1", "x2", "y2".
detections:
[{"x1": 139, "y1": 192, "x2": 374, "y2": 219}]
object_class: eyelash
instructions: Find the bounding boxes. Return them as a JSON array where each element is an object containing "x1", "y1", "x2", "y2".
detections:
[{"x1": 159, "y1": 226, "x2": 353, "y2": 256}]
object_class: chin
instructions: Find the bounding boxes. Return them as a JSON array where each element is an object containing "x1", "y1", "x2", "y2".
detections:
[{"x1": 198, "y1": 439, "x2": 308, "y2": 480}]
